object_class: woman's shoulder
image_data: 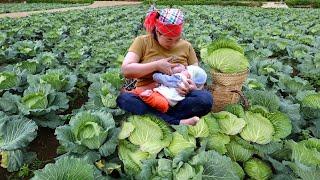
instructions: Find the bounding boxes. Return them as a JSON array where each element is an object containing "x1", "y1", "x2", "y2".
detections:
[
  {"x1": 176, "y1": 39, "x2": 193, "y2": 49},
  {"x1": 135, "y1": 34, "x2": 153, "y2": 41},
  {"x1": 134, "y1": 34, "x2": 154, "y2": 45}
]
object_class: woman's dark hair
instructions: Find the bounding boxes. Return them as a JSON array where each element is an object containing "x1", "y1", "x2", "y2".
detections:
[{"x1": 152, "y1": 29, "x2": 158, "y2": 42}]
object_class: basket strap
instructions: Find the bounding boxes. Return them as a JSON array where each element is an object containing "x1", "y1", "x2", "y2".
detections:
[{"x1": 231, "y1": 90, "x2": 250, "y2": 110}]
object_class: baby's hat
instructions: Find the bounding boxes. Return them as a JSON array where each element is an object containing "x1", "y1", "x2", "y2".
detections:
[{"x1": 187, "y1": 65, "x2": 207, "y2": 85}]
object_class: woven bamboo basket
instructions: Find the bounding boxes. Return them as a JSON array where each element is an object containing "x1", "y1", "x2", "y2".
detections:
[{"x1": 210, "y1": 69, "x2": 249, "y2": 112}]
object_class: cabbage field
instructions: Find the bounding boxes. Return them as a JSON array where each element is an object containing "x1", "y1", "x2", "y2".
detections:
[{"x1": 1, "y1": 4, "x2": 320, "y2": 179}]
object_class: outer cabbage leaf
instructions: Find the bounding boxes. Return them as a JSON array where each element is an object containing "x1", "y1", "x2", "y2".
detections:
[
  {"x1": 226, "y1": 138, "x2": 254, "y2": 162},
  {"x1": 245, "y1": 90, "x2": 280, "y2": 112},
  {"x1": 287, "y1": 139, "x2": 320, "y2": 166},
  {"x1": 202, "y1": 113, "x2": 220, "y2": 134},
  {"x1": 232, "y1": 162, "x2": 245, "y2": 180},
  {"x1": 0, "y1": 150, "x2": 23, "y2": 172},
  {"x1": 280, "y1": 99, "x2": 304, "y2": 133},
  {"x1": 278, "y1": 75, "x2": 313, "y2": 94},
  {"x1": 203, "y1": 132, "x2": 230, "y2": 154},
  {"x1": 118, "y1": 140, "x2": 150, "y2": 177},
  {"x1": 191, "y1": 150, "x2": 240, "y2": 180},
  {"x1": 167, "y1": 132, "x2": 196, "y2": 157},
  {"x1": 0, "y1": 113, "x2": 38, "y2": 150},
  {"x1": 0, "y1": 71, "x2": 19, "y2": 91},
  {"x1": 188, "y1": 118, "x2": 209, "y2": 138},
  {"x1": 128, "y1": 115, "x2": 172, "y2": 154},
  {"x1": 31, "y1": 157, "x2": 95, "y2": 180},
  {"x1": 224, "y1": 104, "x2": 245, "y2": 118},
  {"x1": 118, "y1": 122, "x2": 135, "y2": 140},
  {"x1": 285, "y1": 161, "x2": 320, "y2": 180},
  {"x1": 204, "y1": 48, "x2": 248, "y2": 73},
  {"x1": 28, "y1": 68, "x2": 77, "y2": 92},
  {"x1": 0, "y1": 91, "x2": 20, "y2": 114},
  {"x1": 244, "y1": 158, "x2": 272, "y2": 180},
  {"x1": 267, "y1": 112, "x2": 292, "y2": 141},
  {"x1": 240, "y1": 112, "x2": 274, "y2": 144},
  {"x1": 17, "y1": 84, "x2": 68, "y2": 116},
  {"x1": 213, "y1": 111, "x2": 246, "y2": 135},
  {"x1": 86, "y1": 70, "x2": 123, "y2": 109}
]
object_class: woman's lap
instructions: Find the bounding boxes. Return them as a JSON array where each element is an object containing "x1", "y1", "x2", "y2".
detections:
[{"x1": 116, "y1": 90, "x2": 213, "y2": 125}]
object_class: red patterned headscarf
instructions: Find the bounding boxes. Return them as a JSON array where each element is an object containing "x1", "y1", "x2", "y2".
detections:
[{"x1": 144, "y1": 6, "x2": 184, "y2": 38}]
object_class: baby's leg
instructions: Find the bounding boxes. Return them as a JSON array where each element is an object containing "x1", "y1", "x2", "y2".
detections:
[{"x1": 139, "y1": 91, "x2": 169, "y2": 113}]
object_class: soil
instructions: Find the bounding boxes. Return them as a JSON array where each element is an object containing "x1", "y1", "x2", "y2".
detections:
[{"x1": 0, "y1": 127, "x2": 59, "y2": 180}]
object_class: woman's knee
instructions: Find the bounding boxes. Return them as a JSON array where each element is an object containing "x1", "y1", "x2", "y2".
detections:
[
  {"x1": 189, "y1": 90, "x2": 214, "y2": 109},
  {"x1": 116, "y1": 93, "x2": 149, "y2": 115}
]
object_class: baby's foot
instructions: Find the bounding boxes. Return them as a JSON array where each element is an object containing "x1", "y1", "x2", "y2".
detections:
[
  {"x1": 140, "y1": 90, "x2": 153, "y2": 97},
  {"x1": 180, "y1": 116, "x2": 200, "y2": 126}
]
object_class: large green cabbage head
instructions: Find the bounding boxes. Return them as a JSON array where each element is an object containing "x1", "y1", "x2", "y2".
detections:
[
  {"x1": 119, "y1": 115, "x2": 172, "y2": 155},
  {"x1": 202, "y1": 39, "x2": 249, "y2": 73},
  {"x1": 213, "y1": 111, "x2": 246, "y2": 135},
  {"x1": 240, "y1": 112, "x2": 274, "y2": 144},
  {"x1": 70, "y1": 110, "x2": 115, "y2": 149},
  {"x1": 18, "y1": 84, "x2": 68, "y2": 116}
]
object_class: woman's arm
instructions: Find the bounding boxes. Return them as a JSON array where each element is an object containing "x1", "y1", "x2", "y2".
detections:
[{"x1": 121, "y1": 52, "x2": 177, "y2": 79}]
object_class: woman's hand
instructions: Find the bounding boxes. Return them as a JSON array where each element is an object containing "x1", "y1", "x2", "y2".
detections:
[
  {"x1": 176, "y1": 79, "x2": 197, "y2": 96},
  {"x1": 155, "y1": 57, "x2": 177, "y2": 75}
]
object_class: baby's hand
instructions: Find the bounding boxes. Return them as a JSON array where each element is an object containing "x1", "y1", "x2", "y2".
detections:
[{"x1": 140, "y1": 90, "x2": 153, "y2": 97}]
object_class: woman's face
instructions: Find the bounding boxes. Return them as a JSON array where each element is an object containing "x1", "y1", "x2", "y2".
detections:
[{"x1": 156, "y1": 30, "x2": 181, "y2": 50}]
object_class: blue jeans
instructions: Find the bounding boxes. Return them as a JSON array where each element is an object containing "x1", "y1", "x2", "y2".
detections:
[{"x1": 116, "y1": 90, "x2": 213, "y2": 125}]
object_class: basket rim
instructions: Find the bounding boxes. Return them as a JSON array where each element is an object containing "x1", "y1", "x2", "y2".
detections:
[{"x1": 211, "y1": 69, "x2": 249, "y2": 76}]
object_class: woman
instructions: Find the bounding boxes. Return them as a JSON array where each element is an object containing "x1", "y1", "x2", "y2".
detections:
[{"x1": 116, "y1": 7, "x2": 213, "y2": 125}]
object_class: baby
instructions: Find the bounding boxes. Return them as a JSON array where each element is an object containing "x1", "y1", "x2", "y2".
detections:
[{"x1": 136, "y1": 64, "x2": 207, "y2": 115}]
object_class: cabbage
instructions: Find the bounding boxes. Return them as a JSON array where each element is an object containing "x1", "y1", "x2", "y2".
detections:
[
  {"x1": 55, "y1": 109, "x2": 119, "y2": 156},
  {"x1": 167, "y1": 132, "x2": 196, "y2": 157},
  {"x1": 205, "y1": 48, "x2": 249, "y2": 73},
  {"x1": 0, "y1": 72, "x2": 19, "y2": 91},
  {"x1": 244, "y1": 158, "x2": 272, "y2": 180},
  {"x1": 267, "y1": 112, "x2": 292, "y2": 141},
  {"x1": 191, "y1": 150, "x2": 240, "y2": 180},
  {"x1": 278, "y1": 75, "x2": 313, "y2": 94},
  {"x1": 245, "y1": 90, "x2": 280, "y2": 112},
  {"x1": 287, "y1": 139, "x2": 320, "y2": 166},
  {"x1": 16, "y1": 60, "x2": 39, "y2": 74},
  {"x1": 226, "y1": 138, "x2": 254, "y2": 162},
  {"x1": 202, "y1": 113, "x2": 220, "y2": 134},
  {"x1": 224, "y1": 104, "x2": 245, "y2": 118},
  {"x1": 188, "y1": 118, "x2": 209, "y2": 138},
  {"x1": 17, "y1": 84, "x2": 68, "y2": 117},
  {"x1": 213, "y1": 111, "x2": 246, "y2": 135},
  {"x1": 232, "y1": 161, "x2": 245, "y2": 180},
  {"x1": 32, "y1": 157, "x2": 95, "y2": 180},
  {"x1": 127, "y1": 115, "x2": 172, "y2": 154},
  {"x1": 204, "y1": 132, "x2": 230, "y2": 154},
  {"x1": 86, "y1": 69, "x2": 123, "y2": 109},
  {"x1": 240, "y1": 112, "x2": 274, "y2": 144},
  {"x1": 0, "y1": 112, "x2": 38, "y2": 172},
  {"x1": 118, "y1": 140, "x2": 150, "y2": 176},
  {"x1": 118, "y1": 122, "x2": 135, "y2": 140},
  {"x1": 202, "y1": 39, "x2": 249, "y2": 73}
]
